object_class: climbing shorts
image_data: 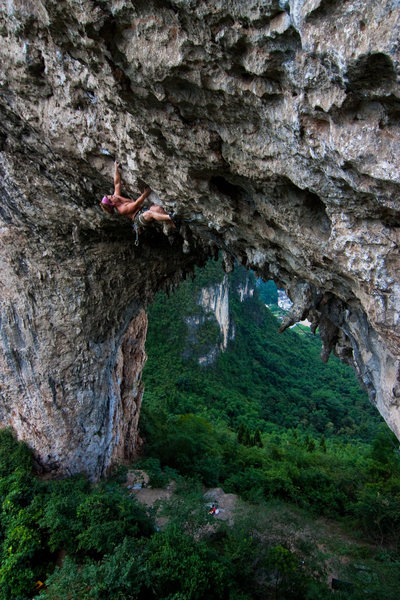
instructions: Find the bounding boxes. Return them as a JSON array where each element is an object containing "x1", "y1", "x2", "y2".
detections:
[
  {"x1": 134, "y1": 209, "x2": 149, "y2": 228},
  {"x1": 137, "y1": 212, "x2": 149, "y2": 227}
]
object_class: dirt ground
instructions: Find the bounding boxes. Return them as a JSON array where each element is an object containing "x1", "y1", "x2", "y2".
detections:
[
  {"x1": 134, "y1": 486, "x2": 174, "y2": 506},
  {"x1": 130, "y1": 478, "x2": 239, "y2": 528},
  {"x1": 125, "y1": 470, "x2": 386, "y2": 589},
  {"x1": 126, "y1": 469, "x2": 239, "y2": 526},
  {"x1": 203, "y1": 487, "x2": 238, "y2": 525}
]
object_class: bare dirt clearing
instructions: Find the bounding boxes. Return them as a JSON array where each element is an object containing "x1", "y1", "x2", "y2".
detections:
[
  {"x1": 130, "y1": 479, "x2": 239, "y2": 528},
  {"x1": 126, "y1": 472, "x2": 385, "y2": 590}
]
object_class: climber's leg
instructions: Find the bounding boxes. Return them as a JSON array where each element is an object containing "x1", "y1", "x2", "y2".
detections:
[
  {"x1": 143, "y1": 206, "x2": 175, "y2": 226},
  {"x1": 113, "y1": 162, "x2": 122, "y2": 196},
  {"x1": 148, "y1": 205, "x2": 165, "y2": 214}
]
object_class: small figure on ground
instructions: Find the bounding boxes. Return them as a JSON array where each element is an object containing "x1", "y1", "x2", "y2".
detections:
[
  {"x1": 209, "y1": 504, "x2": 217, "y2": 515},
  {"x1": 100, "y1": 162, "x2": 175, "y2": 229}
]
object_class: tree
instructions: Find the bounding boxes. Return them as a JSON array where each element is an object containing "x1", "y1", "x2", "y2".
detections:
[
  {"x1": 243, "y1": 427, "x2": 251, "y2": 447},
  {"x1": 254, "y1": 428, "x2": 263, "y2": 448},
  {"x1": 237, "y1": 423, "x2": 246, "y2": 445},
  {"x1": 307, "y1": 439, "x2": 316, "y2": 453},
  {"x1": 266, "y1": 545, "x2": 302, "y2": 599}
]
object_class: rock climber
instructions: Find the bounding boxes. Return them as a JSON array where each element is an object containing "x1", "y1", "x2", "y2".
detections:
[{"x1": 100, "y1": 162, "x2": 175, "y2": 229}]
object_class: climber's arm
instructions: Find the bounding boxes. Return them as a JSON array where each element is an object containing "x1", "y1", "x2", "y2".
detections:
[
  {"x1": 117, "y1": 197, "x2": 144, "y2": 216},
  {"x1": 113, "y1": 162, "x2": 122, "y2": 196},
  {"x1": 113, "y1": 187, "x2": 151, "y2": 205},
  {"x1": 115, "y1": 188, "x2": 152, "y2": 216},
  {"x1": 113, "y1": 194, "x2": 135, "y2": 203}
]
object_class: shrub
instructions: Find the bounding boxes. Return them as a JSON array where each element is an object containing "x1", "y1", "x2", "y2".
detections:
[{"x1": 0, "y1": 428, "x2": 32, "y2": 477}]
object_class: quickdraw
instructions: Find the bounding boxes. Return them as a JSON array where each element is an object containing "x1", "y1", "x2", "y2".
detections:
[
  {"x1": 132, "y1": 222, "x2": 140, "y2": 246},
  {"x1": 132, "y1": 208, "x2": 146, "y2": 246}
]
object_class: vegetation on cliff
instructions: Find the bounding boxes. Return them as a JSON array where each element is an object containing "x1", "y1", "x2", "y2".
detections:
[
  {"x1": 144, "y1": 261, "x2": 379, "y2": 442},
  {"x1": 1, "y1": 427, "x2": 400, "y2": 600},
  {"x1": 0, "y1": 429, "x2": 338, "y2": 600},
  {"x1": 0, "y1": 260, "x2": 399, "y2": 599},
  {"x1": 139, "y1": 259, "x2": 400, "y2": 597}
]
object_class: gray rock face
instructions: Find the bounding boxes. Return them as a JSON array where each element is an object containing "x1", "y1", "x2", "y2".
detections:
[
  {"x1": 0, "y1": 0, "x2": 399, "y2": 477},
  {"x1": 198, "y1": 275, "x2": 235, "y2": 358},
  {"x1": 183, "y1": 274, "x2": 235, "y2": 365}
]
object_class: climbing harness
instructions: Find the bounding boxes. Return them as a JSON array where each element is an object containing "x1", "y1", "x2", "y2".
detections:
[
  {"x1": 132, "y1": 208, "x2": 147, "y2": 246},
  {"x1": 131, "y1": 210, "x2": 182, "y2": 246}
]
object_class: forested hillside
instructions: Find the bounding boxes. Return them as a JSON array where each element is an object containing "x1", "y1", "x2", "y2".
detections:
[
  {"x1": 0, "y1": 260, "x2": 399, "y2": 600},
  {"x1": 144, "y1": 259, "x2": 380, "y2": 442},
  {"x1": 142, "y1": 260, "x2": 399, "y2": 526},
  {"x1": 138, "y1": 259, "x2": 400, "y2": 599}
]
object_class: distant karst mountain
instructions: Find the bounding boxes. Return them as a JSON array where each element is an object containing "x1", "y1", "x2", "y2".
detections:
[{"x1": 144, "y1": 260, "x2": 380, "y2": 442}]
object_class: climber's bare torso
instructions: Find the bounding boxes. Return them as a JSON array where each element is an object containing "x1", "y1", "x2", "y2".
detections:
[{"x1": 100, "y1": 163, "x2": 174, "y2": 227}]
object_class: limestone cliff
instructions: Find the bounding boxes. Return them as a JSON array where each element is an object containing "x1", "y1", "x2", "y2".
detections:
[
  {"x1": 0, "y1": 0, "x2": 400, "y2": 477},
  {"x1": 237, "y1": 276, "x2": 255, "y2": 304},
  {"x1": 183, "y1": 274, "x2": 235, "y2": 365},
  {"x1": 184, "y1": 271, "x2": 259, "y2": 365},
  {"x1": 199, "y1": 275, "x2": 235, "y2": 357}
]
